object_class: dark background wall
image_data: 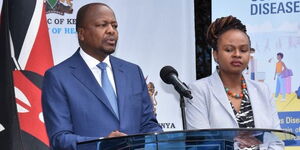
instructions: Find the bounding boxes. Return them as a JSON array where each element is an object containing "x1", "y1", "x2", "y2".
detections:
[{"x1": 194, "y1": 0, "x2": 212, "y2": 79}]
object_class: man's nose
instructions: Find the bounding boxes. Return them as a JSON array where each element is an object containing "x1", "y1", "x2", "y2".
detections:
[{"x1": 106, "y1": 24, "x2": 117, "y2": 34}]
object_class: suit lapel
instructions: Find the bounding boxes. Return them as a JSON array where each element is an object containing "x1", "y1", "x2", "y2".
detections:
[
  {"x1": 110, "y1": 56, "x2": 127, "y2": 123},
  {"x1": 210, "y1": 71, "x2": 237, "y2": 123},
  {"x1": 70, "y1": 51, "x2": 117, "y2": 118},
  {"x1": 245, "y1": 79, "x2": 261, "y2": 127}
]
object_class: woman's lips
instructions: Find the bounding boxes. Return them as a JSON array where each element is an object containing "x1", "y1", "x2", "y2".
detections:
[{"x1": 231, "y1": 61, "x2": 242, "y2": 67}]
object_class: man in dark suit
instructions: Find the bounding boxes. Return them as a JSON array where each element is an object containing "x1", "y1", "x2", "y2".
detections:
[{"x1": 42, "y1": 3, "x2": 162, "y2": 150}]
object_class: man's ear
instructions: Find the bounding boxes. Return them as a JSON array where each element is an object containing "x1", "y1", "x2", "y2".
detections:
[{"x1": 77, "y1": 28, "x2": 84, "y2": 41}]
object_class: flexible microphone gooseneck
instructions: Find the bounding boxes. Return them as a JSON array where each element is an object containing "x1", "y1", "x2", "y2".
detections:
[{"x1": 160, "y1": 66, "x2": 192, "y2": 99}]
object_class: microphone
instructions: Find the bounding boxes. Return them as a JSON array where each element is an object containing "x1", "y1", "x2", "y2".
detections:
[{"x1": 160, "y1": 66, "x2": 193, "y2": 99}]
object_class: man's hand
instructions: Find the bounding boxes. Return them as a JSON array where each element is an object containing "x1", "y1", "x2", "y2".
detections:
[{"x1": 107, "y1": 130, "x2": 127, "y2": 138}]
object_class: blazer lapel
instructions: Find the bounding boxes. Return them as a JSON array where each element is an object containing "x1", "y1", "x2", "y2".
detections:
[
  {"x1": 70, "y1": 51, "x2": 117, "y2": 118},
  {"x1": 210, "y1": 71, "x2": 237, "y2": 123},
  {"x1": 110, "y1": 56, "x2": 127, "y2": 122},
  {"x1": 245, "y1": 79, "x2": 261, "y2": 127}
]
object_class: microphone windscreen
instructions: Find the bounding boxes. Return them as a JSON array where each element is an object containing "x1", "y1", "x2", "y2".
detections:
[{"x1": 160, "y1": 66, "x2": 178, "y2": 84}]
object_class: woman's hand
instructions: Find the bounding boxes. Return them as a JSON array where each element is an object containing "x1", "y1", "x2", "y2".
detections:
[{"x1": 234, "y1": 131, "x2": 262, "y2": 149}]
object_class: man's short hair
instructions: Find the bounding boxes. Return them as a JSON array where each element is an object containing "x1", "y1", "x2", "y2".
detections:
[{"x1": 76, "y1": 3, "x2": 110, "y2": 31}]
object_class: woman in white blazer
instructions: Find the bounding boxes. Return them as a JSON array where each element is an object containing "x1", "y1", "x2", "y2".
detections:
[{"x1": 186, "y1": 16, "x2": 283, "y2": 150}]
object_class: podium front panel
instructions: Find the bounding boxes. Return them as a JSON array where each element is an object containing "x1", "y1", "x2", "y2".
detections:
[{"x1": 77, "y1": 128, "x2": 295, "y2": 150}]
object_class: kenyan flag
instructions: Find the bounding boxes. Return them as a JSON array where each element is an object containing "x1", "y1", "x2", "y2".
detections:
[{"x1": 0, "y1": 0, "x2": 53, "y2": 149}]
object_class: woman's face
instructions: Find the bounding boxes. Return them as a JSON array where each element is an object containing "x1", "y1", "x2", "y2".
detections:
[{"x1": 213, "y1": 29, "x2": 250, "y2": 75}]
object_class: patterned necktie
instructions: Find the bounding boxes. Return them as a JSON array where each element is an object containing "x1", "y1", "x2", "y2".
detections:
[{"x1": 97, "y1": 62, "x2": 119, "y2": 119}]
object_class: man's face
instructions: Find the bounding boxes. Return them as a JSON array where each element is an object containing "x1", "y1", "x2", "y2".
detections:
[{"x1": 78, "y1": 5, "x2": 118, "y2": 60}]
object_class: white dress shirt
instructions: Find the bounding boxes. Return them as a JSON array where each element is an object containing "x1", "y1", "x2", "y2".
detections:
[{"x1": 79, "y1": 48, "x2": 117, "y2": 94}]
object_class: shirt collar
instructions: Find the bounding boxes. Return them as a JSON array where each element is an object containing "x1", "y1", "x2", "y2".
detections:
[{"x1": 79, "y1": 48, "x2": 112, "y2": 70}]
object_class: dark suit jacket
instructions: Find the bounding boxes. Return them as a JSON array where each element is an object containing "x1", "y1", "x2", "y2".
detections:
[{"x1": 42, "y1": 50, "x2": 162, "y2": 150}]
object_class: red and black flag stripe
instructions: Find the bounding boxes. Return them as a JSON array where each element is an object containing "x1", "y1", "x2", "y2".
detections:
[{"x1": 0, "y1": 0, "x2": 53, "y2": 149}]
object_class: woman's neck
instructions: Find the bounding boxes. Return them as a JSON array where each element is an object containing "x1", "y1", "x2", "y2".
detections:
[{"x1": 219, "y1": 70, "x2": 243, "y2": 90}]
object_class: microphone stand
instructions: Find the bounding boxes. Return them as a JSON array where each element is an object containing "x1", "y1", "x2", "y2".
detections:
[{"x1": 180, "y1": 94, "x2": 187, "y2": 130}]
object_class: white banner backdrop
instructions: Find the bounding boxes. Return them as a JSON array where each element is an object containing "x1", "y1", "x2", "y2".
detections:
[{"x1": 46, "y1": 0, "x2": 195, "y2": 131}]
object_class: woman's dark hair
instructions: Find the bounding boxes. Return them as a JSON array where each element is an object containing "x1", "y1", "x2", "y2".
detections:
[{"x1": 206, "y1": 15, "x2": 249, "y2": 51}]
